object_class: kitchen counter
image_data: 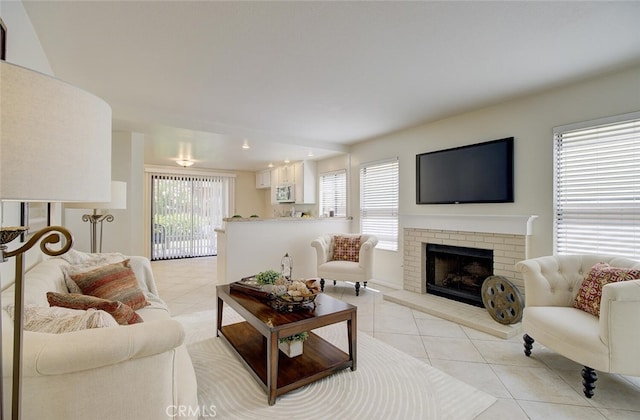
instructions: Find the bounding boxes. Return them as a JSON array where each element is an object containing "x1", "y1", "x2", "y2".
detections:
[
  {"x1": 216, "y1": 217, "x2": 352, "y2": 283},
  {"x1": 219, "y1": 216, "x2": 351, "y2": 225}
]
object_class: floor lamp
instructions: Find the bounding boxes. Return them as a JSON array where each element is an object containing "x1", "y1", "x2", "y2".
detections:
[
  {"x1": 65, "y1": 181, "x2": 127, "y2": 253},
  {"x1": 0, "y1": 61, "x2": 112, "y2": 420}
]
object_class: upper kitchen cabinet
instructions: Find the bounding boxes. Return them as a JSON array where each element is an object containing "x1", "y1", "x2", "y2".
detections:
[
  {"x1": 255, "y1": 169, "x2": 271, "y2": 189},
  {"x1": 294, "y1": 160, "x2": 316, "y2": 204},
  {"x1": 270, "y1": 160, "x2": 316, "y2": 204},
  {"x1": 278, "y1": 164, "x2": 295, "y2": 185}
]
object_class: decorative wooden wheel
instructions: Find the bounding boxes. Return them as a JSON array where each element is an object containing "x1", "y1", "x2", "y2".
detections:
[{"x1": 481, "y1": 276, "x2": 524, "y2": 325}]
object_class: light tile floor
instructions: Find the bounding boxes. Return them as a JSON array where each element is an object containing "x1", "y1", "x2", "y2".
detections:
[{"x1": 152, "y1": 257, "x2": 640, "y2": 419}]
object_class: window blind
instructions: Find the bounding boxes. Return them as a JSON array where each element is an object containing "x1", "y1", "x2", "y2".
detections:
[
  {"x1": 319, "y1": 170, "x2": 347, "y2": 217},
  {"x1": 360, "y1": 158, "x2": 399, "y2": 251},
  {"x1": 554, "y1": 112, "x2": 640, "y2": 257},
  {"x1": 151, "y1": 173, "x2": 233, "y2": 260}
]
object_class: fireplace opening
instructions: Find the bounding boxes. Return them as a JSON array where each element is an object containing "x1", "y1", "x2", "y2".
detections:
[{"x1": 425, "y1": 243, "x2": 493, "y2": 307}]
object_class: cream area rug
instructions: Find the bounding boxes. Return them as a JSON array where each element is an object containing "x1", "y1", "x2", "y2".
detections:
[{"x1": 175, "y1": 310, "x2": 496, "y2": 420}]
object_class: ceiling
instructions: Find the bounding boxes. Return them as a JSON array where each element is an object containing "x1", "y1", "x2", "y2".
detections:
[{"x1": 22, "y1": 1, "x2": 640, "y2": 172}]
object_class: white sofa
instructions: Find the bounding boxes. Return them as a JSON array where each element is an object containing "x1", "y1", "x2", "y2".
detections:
[
  {"x1": 1, "y1": 256, "x2": 198, "y2": 419},
  {"x1": 515, "y1": 254, "x2": 640, "y2": 398}
]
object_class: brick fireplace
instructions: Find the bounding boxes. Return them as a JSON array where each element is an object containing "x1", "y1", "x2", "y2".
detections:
[
  {"x1": 385, "y1": 214, "x2": 537, "y2": 338},
  {"x1": 402, "y1": 214, "x2": 537, "y2": 301}
]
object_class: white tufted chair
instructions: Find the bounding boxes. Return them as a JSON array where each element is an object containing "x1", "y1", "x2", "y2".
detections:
[
  {"x1": 311, "y1": 234, "x2": 378, "y2": 296},
  {"x1": 515, "y1": 254, "x2": 640, "y2": 398}
]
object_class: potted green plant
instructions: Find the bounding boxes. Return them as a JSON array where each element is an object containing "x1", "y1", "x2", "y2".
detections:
[
  {"x1": 255, "y1": 269, "x2": 280, "y2": 293},
  {"x1": 255, "y1": 269, "x2": 280, "y2": 285},
  {"x1": 278, "y1": 332, "x2": 308, "y2": 358}
]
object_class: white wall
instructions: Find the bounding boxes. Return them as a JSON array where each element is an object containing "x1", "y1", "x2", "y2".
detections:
[
  {"x1": 110, "y1": 132, "x2": 145, "y2": 255},
  {"x1": 340, "y1": 65, "x2": 640, "y2": 288},
  {"x1": 234, "y1": 171, "x2": 266, "y2": 218},
  {"x1": 0, "y1": 0, "x2": 52, "y2": 75}
]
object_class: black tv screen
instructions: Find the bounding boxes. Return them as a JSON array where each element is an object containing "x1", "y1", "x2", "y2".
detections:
[{"x1": 416, "y1": 137, "x2": 514, "y2": 204}]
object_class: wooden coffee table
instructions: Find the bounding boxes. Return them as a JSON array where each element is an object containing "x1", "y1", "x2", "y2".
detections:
[{"x1": 216, "y1": 284, "x2": 357, "y2": 405}]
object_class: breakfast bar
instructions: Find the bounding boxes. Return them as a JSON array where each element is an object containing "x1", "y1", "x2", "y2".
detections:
[{"x1": 215, "y1": 217, "x2": 351, "y2": 284}]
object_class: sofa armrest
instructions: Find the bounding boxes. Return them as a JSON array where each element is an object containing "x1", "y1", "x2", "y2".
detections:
[
  {"x1": 515, "y1": 256, "x2": 581, "y2": 307},
  {"x1": 311, "y1": 235, "x2": 332, "y2": 265},
  {"x1": 127, "y1": 255, "x2": 160, "y2": 296},
  {"x1": 515, "y1": 258, "x2": 558, "y2": 307},
  {"x1": 15, "y1": 318, "x2": 185, "y2": 377},
  {"x1": 358, "y1": 236, "x2": 378, "y2": 274},
  {"x1": 599, "y1": 280, "x2": 640, "y2": 373}
]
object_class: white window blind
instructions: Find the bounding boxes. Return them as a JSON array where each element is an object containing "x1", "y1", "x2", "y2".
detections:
[
  {"x1": 151, "y1": 174, "x2": 233, "y2": 260},
  {"x1": 360, "y1": 158, "x2": 399, "y2": 251},
  {"x1": 319, "y1": 170, "x2": 347, "y2": 217},
  {"x1": 554, "y1": 112, "x2": 640, "y2": 257}
]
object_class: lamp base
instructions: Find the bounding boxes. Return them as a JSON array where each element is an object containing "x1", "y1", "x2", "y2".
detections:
[{"x1": 81, "y1": 211, "x2": 115, "y2": 253}]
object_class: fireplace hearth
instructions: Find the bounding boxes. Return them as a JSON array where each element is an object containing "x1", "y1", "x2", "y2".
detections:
[{"x1": 425, "y1": 243, "x2": 493, "y2": 307}]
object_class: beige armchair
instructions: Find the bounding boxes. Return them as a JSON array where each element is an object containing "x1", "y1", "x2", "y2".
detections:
[
  {"x1": 515, "y1": 254, "x2": 640, "y2": 398},
  {"x1": 311, "y1": 234, "x2": 378, "y2": 296}
]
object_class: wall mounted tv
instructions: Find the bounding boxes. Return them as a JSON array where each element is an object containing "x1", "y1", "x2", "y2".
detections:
[{"x1": 416, "y1": 137, "x2": 514, "y2": 204}]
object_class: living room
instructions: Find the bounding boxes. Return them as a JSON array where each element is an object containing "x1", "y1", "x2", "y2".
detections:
[
  {"x1": 2, "y1": 2, "x2": 638, "y2": 286},
  {"x1": 1, "y1": 1, "x2": 640, "y2": 419}
]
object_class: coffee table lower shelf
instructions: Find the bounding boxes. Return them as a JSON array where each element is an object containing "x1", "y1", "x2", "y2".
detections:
[{"x1": 219, "y1": 321, "x2": 352, "y2": 400}]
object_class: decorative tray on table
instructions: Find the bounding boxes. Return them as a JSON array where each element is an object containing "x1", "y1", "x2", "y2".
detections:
[
  {"x1": 231, "y1": 276, "x2": 322, "y2": 312},
  {"x1": 230, "y1": 276, "x2": 273, "y2": 300}
]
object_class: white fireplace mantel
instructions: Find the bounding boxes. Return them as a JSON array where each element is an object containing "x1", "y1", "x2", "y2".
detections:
[{"x1": 401, "y1": 214, "x2": 538, "y2": 236}]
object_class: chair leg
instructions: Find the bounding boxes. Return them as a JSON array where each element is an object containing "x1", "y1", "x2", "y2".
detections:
[
  {"x1": 320, "y1": 278, "x2": 325, "y2": 292},
  {"x1": 523, "y1": 334, "x2": 534, "y2": 357},
  {"x1": 364, "y1": 281, "x2": 367, "y2": 288},
  {"x1": 333, "y1": 280, "x2": 336, "y2": 286},
  {"x1": 581, "y1": 366, "x2": 597, "y2": 398},
  {"x1": 355, "y1": 282, "x2": 360, "y2": 296}
]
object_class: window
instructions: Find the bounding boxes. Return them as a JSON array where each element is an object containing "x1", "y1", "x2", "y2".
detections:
[
  {"x1": 360, "y1": 158, "x2": 399, "y2": 251},
  {"x1": 151, "y1": 173, "x2": 234, "y2": 260},
  {"x1": 554, "y1": 111, "x2": 640, "y2": 258},
  {"x1": 319, "y1": 170, "x2": 347, "y2": 217}
]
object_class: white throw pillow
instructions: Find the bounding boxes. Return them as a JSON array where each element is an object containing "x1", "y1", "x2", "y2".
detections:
[
  {"x1": 4, "y1": 304, "x2": 119, "y2": 333},
  {"x1": 58, "y1": 249, "x2": 126, "y2": 265}
]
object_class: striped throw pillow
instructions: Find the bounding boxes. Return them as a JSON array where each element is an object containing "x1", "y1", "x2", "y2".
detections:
[
  {"x1": 68, "y1": 259, "x2": 149, "y2": 310},
  {"x1": 47, "y1": 292, "x2": 142, "y2": 325}
]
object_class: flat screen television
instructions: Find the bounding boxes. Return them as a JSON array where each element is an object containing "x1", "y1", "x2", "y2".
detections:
[{"x1": 416, "y1": 137, "x2": 514, "y2": 204}]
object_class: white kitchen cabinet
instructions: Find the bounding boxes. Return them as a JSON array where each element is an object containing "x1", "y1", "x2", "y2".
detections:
[
  {"x1": 294, "y1": 160, "x2": 316, "y2": 204},
  {"x1": 255, "y1": 169, "x2": 271, "y2": 189},
  {"x1": 270, "y1": 160, "x2": 316, "y2": 204},
  {"x1": 270, "y1": 168, "x2": 278, "y2": 204},
  {"x1": 278, "y1": 164, "x2": 295, "y2": 185}
]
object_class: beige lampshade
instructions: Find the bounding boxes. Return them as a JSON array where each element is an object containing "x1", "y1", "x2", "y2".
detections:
[
  {"x1": 0, "y1": 61, "x2": 112, "y2": 203},
  {"x1": 65, "y1": 181, "x2": 127, "y2": 210}
]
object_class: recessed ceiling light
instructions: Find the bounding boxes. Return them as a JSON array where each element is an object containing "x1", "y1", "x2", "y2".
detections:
[
  {"x1": 284, "y1": 159, "x2": 290, "y2": 163},
  {"x1": 176, "y1": 159, "x2": 195, "y2": 167},
  {"x1": 242, "y1": 139, "x2": 250, "y2": 149},
  {"x1": 307, "y1": 150, "x2": 314, "y2": 157},
  {"x1": 268, "y1": 163, "x2": 274, "y2": 168}
]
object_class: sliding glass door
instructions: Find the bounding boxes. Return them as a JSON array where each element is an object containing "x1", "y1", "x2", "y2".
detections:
[{"x1": 151, "y1": 174, "x2": 233, "y2": 260}]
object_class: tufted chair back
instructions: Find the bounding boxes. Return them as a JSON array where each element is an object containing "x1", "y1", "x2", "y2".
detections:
[{"x1": 515, "y1": 254, "x2": 640, "y2": 307}]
